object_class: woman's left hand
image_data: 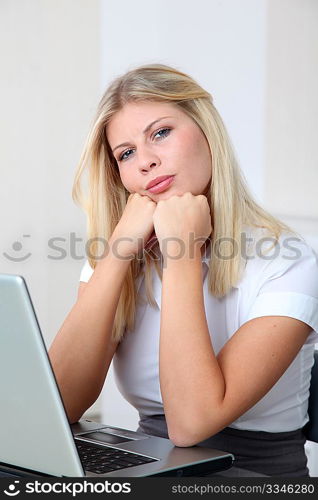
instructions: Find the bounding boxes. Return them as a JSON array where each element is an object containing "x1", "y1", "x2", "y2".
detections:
[{"x1": 153, "y1": 192, "x2": 212, "y2": 257}]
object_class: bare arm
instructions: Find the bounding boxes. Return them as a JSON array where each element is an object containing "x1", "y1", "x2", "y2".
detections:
[
  {"x1": 159, "y1": 248, "x2": 312, "y2": 446},
  {"x1": 49, "y1": 250, "x2": 132, "y2": 423},
  {"x1": 49, "y1": 193, "x2": 156, "y2": 423}
]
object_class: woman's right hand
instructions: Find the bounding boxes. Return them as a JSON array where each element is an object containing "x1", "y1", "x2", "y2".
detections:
[{"x1": 109, "y1": 193, "x2": 157, "y2": 259}]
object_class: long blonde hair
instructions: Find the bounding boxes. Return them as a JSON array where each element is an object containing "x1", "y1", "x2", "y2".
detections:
[{"x1": 73, "y1": 63, "x2": 292, "y2": 342}]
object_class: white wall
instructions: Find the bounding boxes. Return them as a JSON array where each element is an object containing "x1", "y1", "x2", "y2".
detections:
[
  {"x1": 264, "y1": 0, "x2": 318, "y2": 252},
  {"x1": 1, "y1": 0, "x2": 317, "y2": 475},
  {"x1": 265, "y1": 0, "x2": 318, "y2": 218},
  {"x1": 0, "y1": 0, "x2": 103, "y2": 413},
  {"x1": 264, "y1": 0, "x2": 318, "y2": 477},
  {"x1": 101, "y1": 0, "x2": 267, "y2": 202},
  {"x1": 0, "y1": 0, "x2": 100, "y2": 346}
]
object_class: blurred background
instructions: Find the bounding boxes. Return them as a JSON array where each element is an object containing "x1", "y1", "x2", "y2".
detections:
[{"x1": 1, "y1": 0, "x2": 317, "y2": 474}]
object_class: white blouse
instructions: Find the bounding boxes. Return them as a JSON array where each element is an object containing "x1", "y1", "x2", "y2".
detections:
[{"x1": 79, "y1": 228, "x2": 318, "y2": 432}]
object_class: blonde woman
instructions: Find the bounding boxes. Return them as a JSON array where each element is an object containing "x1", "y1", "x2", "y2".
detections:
[{"x1": 49, "y1": 64, "x2": 318, "y2": 477}]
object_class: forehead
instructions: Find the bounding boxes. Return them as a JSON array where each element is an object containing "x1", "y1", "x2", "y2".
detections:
[{"x1": 106, "y1": 101, "x2": 189, "y2": 143}]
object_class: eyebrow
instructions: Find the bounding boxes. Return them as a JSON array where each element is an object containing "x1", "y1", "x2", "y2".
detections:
[{"x1": 111, "y1": 116, "x2": 172, "y2": 154}]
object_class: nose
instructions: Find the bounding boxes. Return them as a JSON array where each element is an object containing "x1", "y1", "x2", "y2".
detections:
[
  {"x1": 138, "y1": 147, "x2": 161, "y2": 172},
  {"x1": 142, "y1": 160, "x2": 157, "y2": 171}
]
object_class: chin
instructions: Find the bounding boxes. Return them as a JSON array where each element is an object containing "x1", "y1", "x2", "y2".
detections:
[{"x1": 157, "y1": 191, "x2": 182, "y2": 200}]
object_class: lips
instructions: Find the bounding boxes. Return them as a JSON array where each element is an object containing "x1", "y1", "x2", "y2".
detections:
[{"x1": 146, "y1": 175, "x2": 174, "y2": 190}]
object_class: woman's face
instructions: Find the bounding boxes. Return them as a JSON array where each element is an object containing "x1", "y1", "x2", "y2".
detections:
[{"x1": 106, "y1": 101, "x2": 212, "y2": 201}]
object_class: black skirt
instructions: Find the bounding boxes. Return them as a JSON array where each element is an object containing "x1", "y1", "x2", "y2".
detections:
[{"x1": 137, "y1": 414, "x2": 310, "y2": 477}]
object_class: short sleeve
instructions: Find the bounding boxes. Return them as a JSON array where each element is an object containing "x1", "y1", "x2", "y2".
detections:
[
  {"x1": 246, "y1": 235, "x2": 318, "y2": 344},
  {"x1": 79, "y1": 259, "x2": 94, "y2": 283}
]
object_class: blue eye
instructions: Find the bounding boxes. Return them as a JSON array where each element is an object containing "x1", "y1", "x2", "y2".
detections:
[
  {"x1": 119, "y1": 148, "x2": 134, "y2": 162},
  {"x1": 118, "y1": 128, "x2": 171, "y2": 162},
  {"x1": 154, "y1": 128, "x2": 171, "y2": 139}
]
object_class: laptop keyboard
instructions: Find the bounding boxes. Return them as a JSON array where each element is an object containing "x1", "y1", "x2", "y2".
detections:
[{"x1": 75, "y1": 439, "x2": 157, "y2": 474}]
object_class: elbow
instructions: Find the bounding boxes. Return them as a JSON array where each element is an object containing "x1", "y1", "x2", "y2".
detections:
[
  {"x1": 169, "y1": 435, "x2": 198, "y2": 448},
  {"x1": 66, "y1": 409, "x2": 82, "y2": 425},
  {"x1": 68, "y1": 408, "x2": 88, "y2": 425},
  {"x1": 167, "y1": 422, "x2": 206, "y2": 448},
  {"x1": 63, "y1": 402, "x2": 85, "y2": 426},
  {"x1": 68, "y1": 415, "x2": 81, "y2": 425},
  {"x1": 167, "y1": 413, "x2": 225, "y2": 447}
]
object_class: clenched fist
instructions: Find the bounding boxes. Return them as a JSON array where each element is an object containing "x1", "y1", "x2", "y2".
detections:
[{"x1": 152, "y1": 192, "x2": 212, "y2": 258}]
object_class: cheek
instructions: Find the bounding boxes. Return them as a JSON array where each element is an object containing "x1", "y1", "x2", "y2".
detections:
[
  {"x1": 118, "y1": 169, "x2": 135, "y2": 193},
  {"x1": 178, "y1": 128, "x2": 206, "y2": 158},
  {"x1": 181, "y1": 130, "x2": 211, "y2": 170},
  {"x1": 193, "y1": 134, "x2": 212, "y2": 172},
  {"x1": 118, "y1": 170, "x2": 129, "y2": 188}
]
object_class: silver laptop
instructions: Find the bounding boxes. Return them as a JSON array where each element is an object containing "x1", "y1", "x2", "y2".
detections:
[{"x1": 0, "y1": 273, "x2": 234, "y2": 477}]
